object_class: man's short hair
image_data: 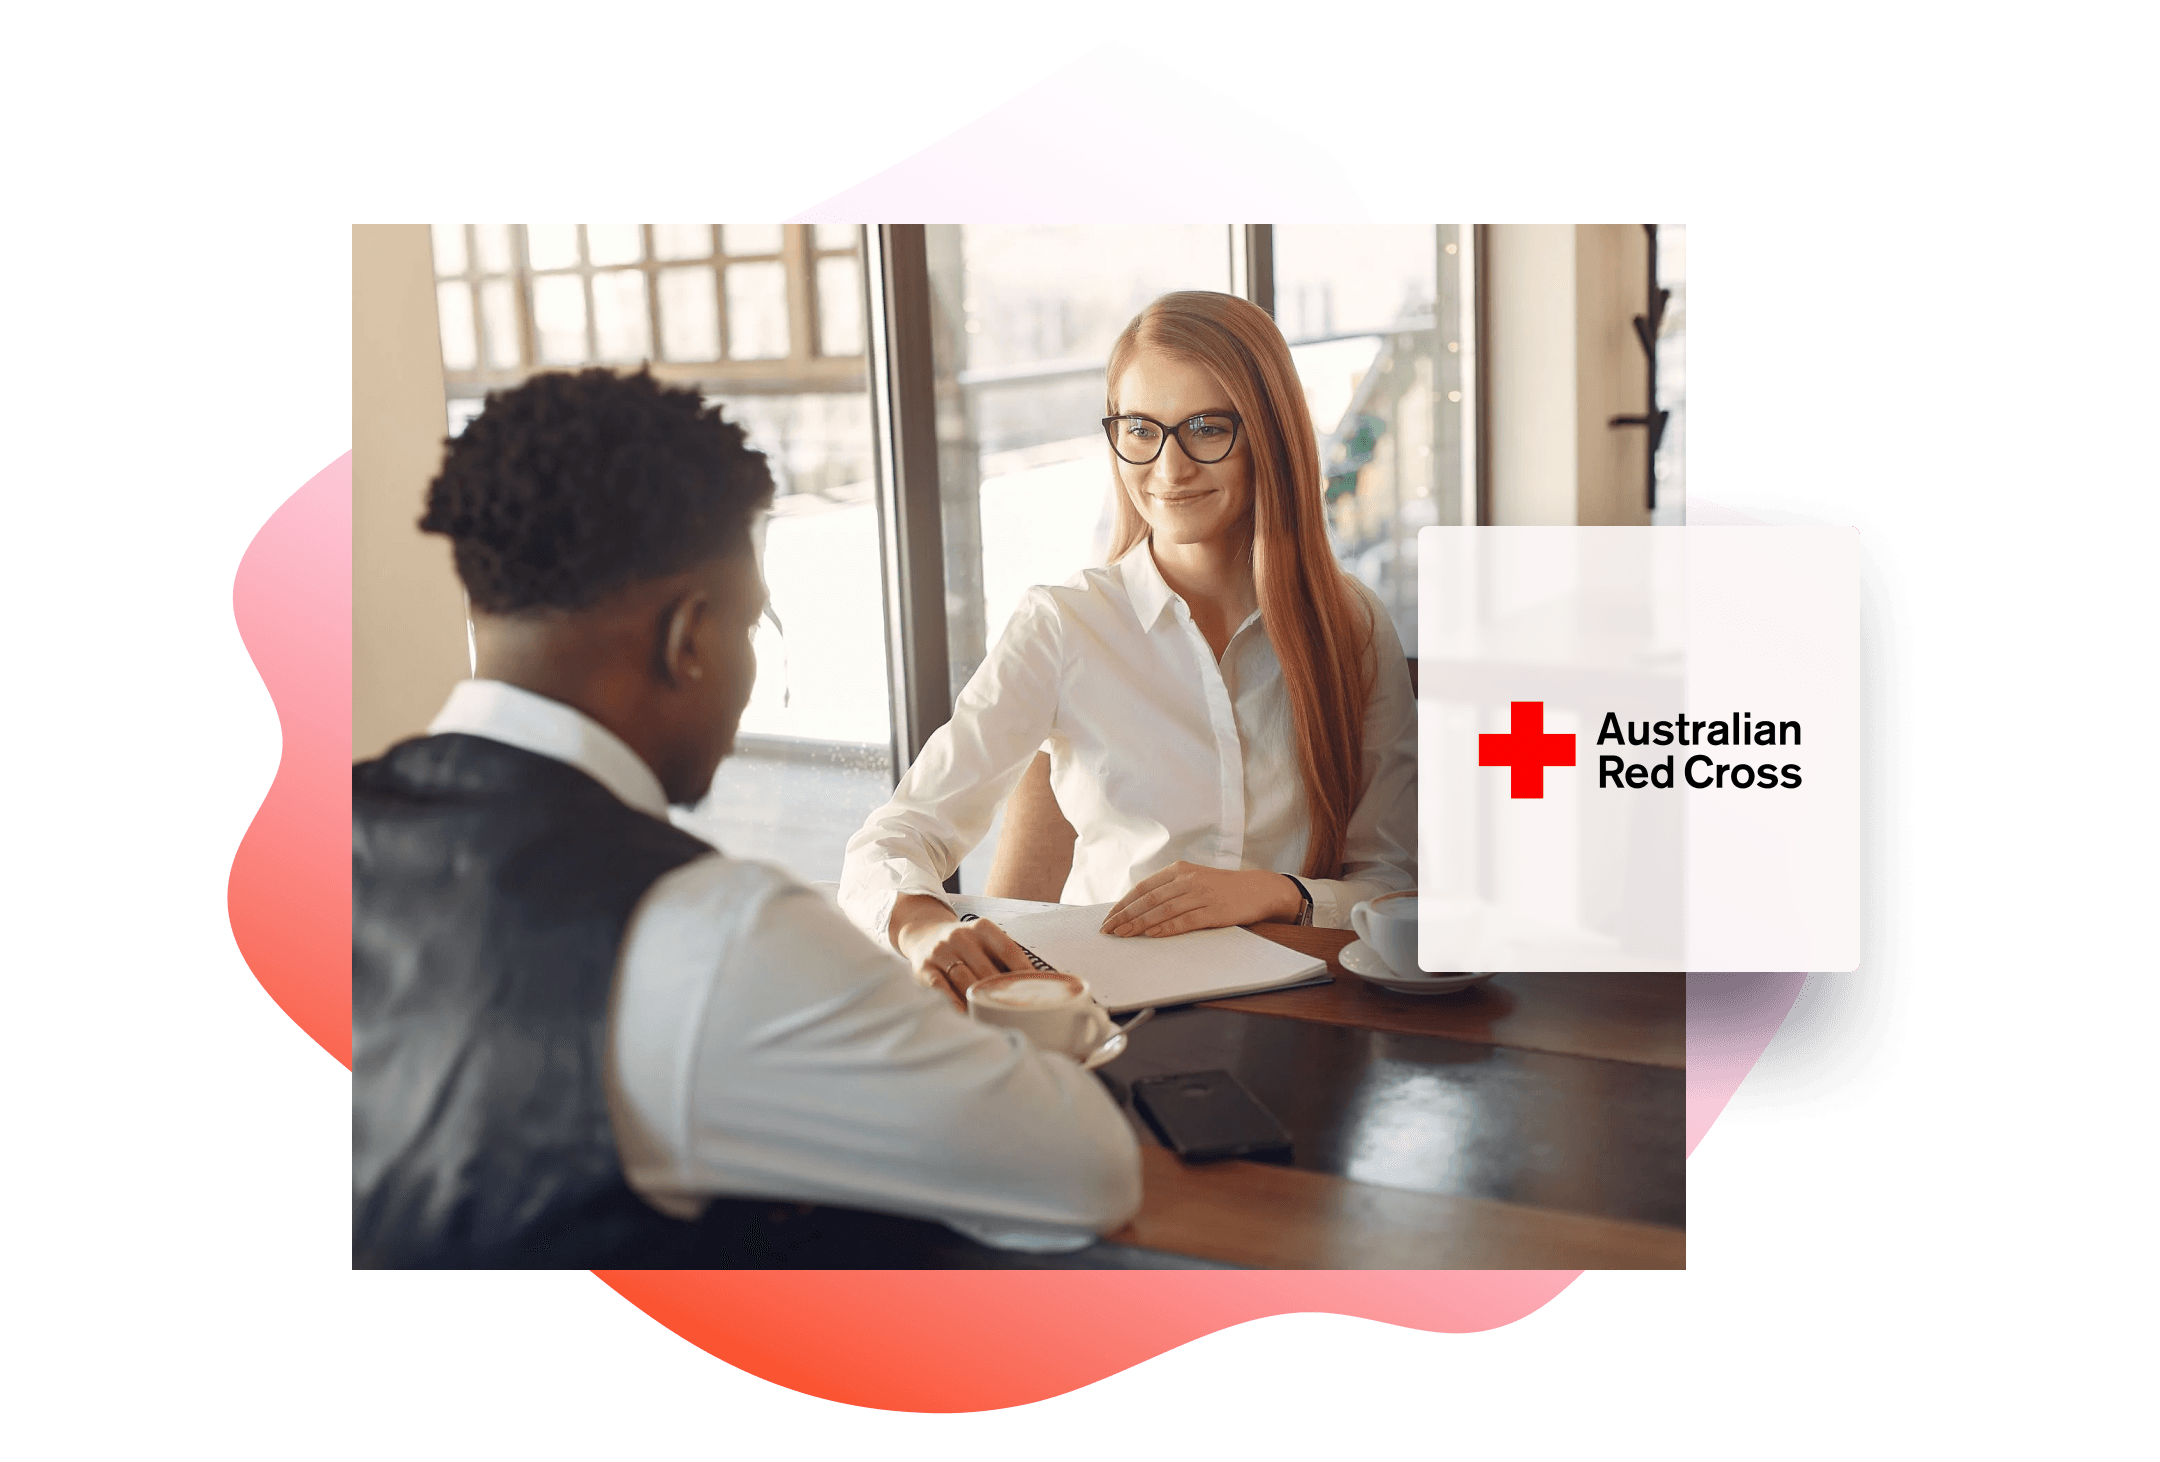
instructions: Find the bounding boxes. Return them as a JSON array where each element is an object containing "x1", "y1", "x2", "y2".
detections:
[{"x1": 420, "y1": 368, "x2": 775, "y2": 614}]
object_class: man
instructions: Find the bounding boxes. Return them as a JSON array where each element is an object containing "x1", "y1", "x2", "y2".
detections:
[{"x1": 353, "y1": 369, "x2": 1140, "y2": 1268}]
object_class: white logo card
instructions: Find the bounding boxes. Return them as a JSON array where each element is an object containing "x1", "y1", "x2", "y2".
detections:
[{"x1": 1416, "y1": 526, "x2": 1859, "y2": 973}]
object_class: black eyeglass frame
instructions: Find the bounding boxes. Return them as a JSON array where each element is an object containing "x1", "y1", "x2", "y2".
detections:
[{"x1": 1099, "y1": 411, "x2": 1244, "y2": 466}]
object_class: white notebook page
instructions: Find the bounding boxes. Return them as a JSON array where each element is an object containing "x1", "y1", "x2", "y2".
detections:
[{"x1": 991, "y1": 903, "x2": 1327, "y2": 1013}]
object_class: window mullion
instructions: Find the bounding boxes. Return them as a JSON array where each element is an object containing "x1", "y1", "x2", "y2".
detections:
[
  {"x1": 1232, "y1": 224, "x2": 1276, "y2": 317},
  {"x1": 642, "y1": 224, "x2": 662, "y2": 366},
  {"x1": 861, "y1": 225, "x2": 953, "y2": 807},
  {"x1": 782, "y1": 225, "x2": 815, "y2": 366},
  {"x1": 714, "y1": 239, "x2": 731, "y2": 362},
  {"x1": 578, "y1": 226, "x2": 597, "y2": 364}
]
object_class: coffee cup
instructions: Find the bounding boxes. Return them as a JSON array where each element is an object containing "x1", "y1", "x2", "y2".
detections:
[
  {"x1": 966, "y1": 971, "x2": 1116, "y2": 1060},
  {"x1": 1351, "y1": 890, "x2": 1426, "y2": 978}
]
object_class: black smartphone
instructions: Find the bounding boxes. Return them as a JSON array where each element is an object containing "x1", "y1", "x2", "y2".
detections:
[{"x1": 1130, "y1": 1070, "x2": 1293, "y2": 1163}]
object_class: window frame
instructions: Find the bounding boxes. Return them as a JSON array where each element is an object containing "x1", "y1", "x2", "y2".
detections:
[{"x1": 432, "y1": 224, "x2": 867, "y2": 406}]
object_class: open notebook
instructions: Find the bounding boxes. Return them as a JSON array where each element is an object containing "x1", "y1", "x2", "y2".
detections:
[{"x1": 955, "y1": 899, "x2": 1330, "y2": 1014}]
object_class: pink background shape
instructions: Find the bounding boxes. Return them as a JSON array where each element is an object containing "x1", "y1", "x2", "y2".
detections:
[
  {"x1": 1687, "y1": 972, "x2": 1807, "y2": 1152},
  {"x1": 230, "y1": 451, "x2": 352, "y2": 1065},
  {"x1": 791, "y1": 50, "x2": 1370, "y2": 222},
  {"x1": 250, "y1": 121, "x2": 1808, "y2": 1406}
]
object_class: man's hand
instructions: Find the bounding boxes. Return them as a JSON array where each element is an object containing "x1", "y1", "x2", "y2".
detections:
[
  {"x1": 888, "y1": 894, "x2": 1036, "y2": 1008},
  {"x1": 1100, "y1": 863, "x2": 1303, "y2": 938}
]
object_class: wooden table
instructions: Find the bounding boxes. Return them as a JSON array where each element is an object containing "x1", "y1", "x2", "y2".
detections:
[{"x1": 765, "y1": 906, "x2": 1684, "y2": 1271}]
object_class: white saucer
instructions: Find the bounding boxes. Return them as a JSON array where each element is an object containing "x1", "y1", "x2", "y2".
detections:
[{"x1": 1341, "y1": 939, "x2": 1495, "y2": 996}]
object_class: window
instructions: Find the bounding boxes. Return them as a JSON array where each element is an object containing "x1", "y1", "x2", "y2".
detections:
[
  {"x1": 432, "y1": 225, "x2": 865, "y2": 397},
  {"x1": 1273, "y1": 225, "x2": 1471, "y2": 657},
  {"x1": 922, "y1": 225, "x2": 1233, "y2": 699},
  {"x1": 431, "y1": 225, "x2": 525, "y2": 383}
]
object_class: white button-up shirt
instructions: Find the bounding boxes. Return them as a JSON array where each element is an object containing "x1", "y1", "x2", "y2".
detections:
[
  {"x1": 424, "y1": 679, "x2": 1142, "y2": 1250},
  {"x1": 840, "y1": 546, "x2": 1418, "y2": 940}
]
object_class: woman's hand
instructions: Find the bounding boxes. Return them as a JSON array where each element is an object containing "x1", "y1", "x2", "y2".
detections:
[
  {"x1": 1100, "y1": 863, "x2": 1303, "y2": 938},
  {"x1": 888, "y1": 894, "x2": 1036, "y2": 1009}
]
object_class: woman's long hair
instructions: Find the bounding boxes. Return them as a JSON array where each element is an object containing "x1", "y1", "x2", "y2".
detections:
[{"x1": 1104, "y1": 291, "x2": 1375, "y2": 880}]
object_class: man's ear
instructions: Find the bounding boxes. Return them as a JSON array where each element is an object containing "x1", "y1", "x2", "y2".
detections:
[{"x1": 656, "y1": 588, "x2": 711, "y2": 689}]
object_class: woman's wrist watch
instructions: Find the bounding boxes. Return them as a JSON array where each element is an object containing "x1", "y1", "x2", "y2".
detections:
[{"x1": 1283, "y1": 874, "x2": 1315, "y2": 926}]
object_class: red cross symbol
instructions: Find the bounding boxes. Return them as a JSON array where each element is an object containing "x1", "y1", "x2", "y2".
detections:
[{"x1": 1479, "y1": 700, "x2": 1576, "y2": 799}]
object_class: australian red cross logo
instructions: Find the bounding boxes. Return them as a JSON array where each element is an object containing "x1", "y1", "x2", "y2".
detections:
[{"x1": 1479, "y1": 700, "x2": 1577, "y2": 799}]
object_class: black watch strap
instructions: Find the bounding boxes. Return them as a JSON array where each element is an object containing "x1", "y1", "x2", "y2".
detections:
[{"x1": 1284, "y1": 874, "x2": 1315, "y2": 926}]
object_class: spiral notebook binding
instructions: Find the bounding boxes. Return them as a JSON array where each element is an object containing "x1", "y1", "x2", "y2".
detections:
[{"x1": 959, "y1": 913, "x2": 1056, "y2": 971}]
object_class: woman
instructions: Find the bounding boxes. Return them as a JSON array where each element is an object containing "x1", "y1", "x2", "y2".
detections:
[{"x1": 839, "y1": 291, "x2": 1416, "y2": 1001}]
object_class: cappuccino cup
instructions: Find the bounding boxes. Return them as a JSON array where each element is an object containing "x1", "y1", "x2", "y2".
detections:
[
  {"x1": 966, "y1": 971, "x2": 1116, "y2": 1060},
  {"x1": 1351, "y1": 890, "x2": 1425, "y2": 978}
]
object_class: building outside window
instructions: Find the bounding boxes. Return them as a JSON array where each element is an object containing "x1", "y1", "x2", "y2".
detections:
[{"x1": 1273, "y1": 224, "x2": 1468, "y2": 659}]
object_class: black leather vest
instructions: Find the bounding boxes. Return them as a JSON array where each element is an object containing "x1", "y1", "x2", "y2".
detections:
[{"x1": 352, "y1": 732, "x2": 766, "y2": 1268}]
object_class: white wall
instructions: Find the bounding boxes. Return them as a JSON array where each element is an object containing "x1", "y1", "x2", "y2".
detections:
[
  {"x1": 353, "y1": 224, "x2": 468, "y2": 759},
  {"x1": 1486, "y1": 224, "x2": 1578, "y2": 525},
  {"x1": 1484, "y1": 224, "x2": 1649, "y2": 527}
]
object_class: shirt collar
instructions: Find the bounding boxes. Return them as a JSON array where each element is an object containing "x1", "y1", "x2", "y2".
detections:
[
  {"x1": 1115, "y1": 540, "x2": 1265, "y2": 641},
  {"x1": 1117, "y1": 541, "x2": 1180, "y2": 631},
  {"x1": 427, "y1": 679, "x2": 670, "y2": 819}
]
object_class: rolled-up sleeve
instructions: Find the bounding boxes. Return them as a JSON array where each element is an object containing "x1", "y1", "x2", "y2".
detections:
[
  {"x1": 1303, "y1": 589, "x2": 1418, "y2": 929},
  {"x1": 838, "y1": 590, "x2": 1065, "y2": 944}
]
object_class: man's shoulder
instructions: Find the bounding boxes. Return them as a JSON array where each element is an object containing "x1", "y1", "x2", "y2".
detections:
[
  {"x1": 355, "y1": 738, "x2": 718, "y2": 933},
  {"x1": 357, "y1": 732, "x2": 656, "y2": 809},
  {"x1": 642, "y1": 853, "x2": 864, "y2": 939},
  {"x1": 632, "y1": 852, "x2": 900, "y2": 982},
  {"x1": 646, "y1": 849, "x2": 803, "y2": 904}
]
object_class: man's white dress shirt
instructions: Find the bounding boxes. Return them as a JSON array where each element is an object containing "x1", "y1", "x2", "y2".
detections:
[
  {"x1": 840, "y1": 546, "x2": 1418, "y2": 939},
  {"x1": 427, "y1": 680, "x2": 1142, "y2": 1249}
]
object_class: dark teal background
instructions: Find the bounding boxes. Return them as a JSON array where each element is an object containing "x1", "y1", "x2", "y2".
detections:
[{"x1": 8, "y1": 5, "x2": 2151, "y2": 1451}]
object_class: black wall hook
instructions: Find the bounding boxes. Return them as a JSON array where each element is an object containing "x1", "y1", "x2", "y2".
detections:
[
  {"x1": 1631, "y1": 287, "x2": 1670, "y2": 360},
  {"x1": 1607, "y1": 408, "x2": 1670, "y2": 456}
]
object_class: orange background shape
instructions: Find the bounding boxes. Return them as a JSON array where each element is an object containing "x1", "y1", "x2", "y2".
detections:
[{"x1": 598, "y1": 1269, "x2": 1581, "y2": 1411}]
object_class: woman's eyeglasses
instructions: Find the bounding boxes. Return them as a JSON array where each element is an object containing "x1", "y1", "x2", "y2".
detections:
[{"x1": 1101, "y1": 412, "x2": 1242, "y2": 466}]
